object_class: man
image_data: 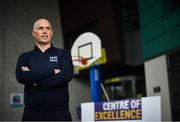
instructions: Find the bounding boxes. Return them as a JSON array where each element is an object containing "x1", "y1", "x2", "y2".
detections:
[{"x1": 15, "y1": 18, "x2": 73, "y2": 121}]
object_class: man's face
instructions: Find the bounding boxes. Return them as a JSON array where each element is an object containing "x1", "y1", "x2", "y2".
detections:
[{"x1": 32, "y1": 19, "x2": 53, "y2": 45}]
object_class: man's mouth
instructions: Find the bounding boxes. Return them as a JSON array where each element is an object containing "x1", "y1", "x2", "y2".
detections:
[{"x1": 42, "y1": 35, "x2": 48, "y2": 39}]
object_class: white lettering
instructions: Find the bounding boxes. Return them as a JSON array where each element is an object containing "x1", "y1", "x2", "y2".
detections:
[
  {"x1": 102, "y1": 101, "x2": 130, "y2": 111},
  {"x1": 49, "y1": 56, "x2": 58, "y2": 62},
  {"x1": 136, "y1": 99, "x2": 141, "y2": 108},
  {"x1": 94, "y1": 69, "x2": 99, "y2": 81},
  {"x1": 130, "y1": 100, "x2": 141, "y2": 109}
]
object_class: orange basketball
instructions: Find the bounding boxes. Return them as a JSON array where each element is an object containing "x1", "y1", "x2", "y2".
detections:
[{"x1": 81, "y1": 58, "x2": 88, "y2": 65}]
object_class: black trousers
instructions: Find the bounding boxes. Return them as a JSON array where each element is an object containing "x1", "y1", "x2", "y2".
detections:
[{"x1": 22, "y1": 110, "x2": 72, "y2": 121}]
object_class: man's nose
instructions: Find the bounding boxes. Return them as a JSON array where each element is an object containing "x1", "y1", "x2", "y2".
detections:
[{"x1": 43, "y1": 29, "x2": 47, "y2": 33}]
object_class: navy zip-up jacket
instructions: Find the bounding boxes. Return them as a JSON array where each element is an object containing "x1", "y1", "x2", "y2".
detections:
[{"x1": 16, "y1": 44, "x2": 73, "y2": 112}]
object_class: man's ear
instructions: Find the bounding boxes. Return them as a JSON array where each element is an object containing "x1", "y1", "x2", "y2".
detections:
[
  {"x1": 51, "y1": 30, "x2": 53, "y2": 37},
  {"x1": 32, "y1": 30, "x2": 36, "y2": 38}
]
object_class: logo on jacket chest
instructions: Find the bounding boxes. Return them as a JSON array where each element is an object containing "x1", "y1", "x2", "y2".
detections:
[{"x1": 49, "y1": 56, "x2": 58, "y2": 62}]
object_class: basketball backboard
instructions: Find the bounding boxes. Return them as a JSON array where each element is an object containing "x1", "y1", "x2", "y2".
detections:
[{"x1": 71, "y1": 32, "x2": 102, "y2": 67}]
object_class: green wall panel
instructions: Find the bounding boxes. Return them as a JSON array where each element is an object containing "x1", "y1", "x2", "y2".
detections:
[
  {"x1": 139, "y1": 1, "x2": 162, "y2": 27},
  {"x1": 141, "y1": 18, "x2": 163, "y2": 43},
  {"x1": 163, "y1": 10, "x2": 180, "y2": 32},
  {"x1": 142, "y1": 35, "x2": 167, "y2": 59},
  {"x1": 138, "y1": 0, "x2": 180, "y2": 60},
  {"x1": 165, "y1": 26, "x2": 180, "y2": 50},
  {"x1": 138, "y1": 0, "x2": 157, "y2": 13}
]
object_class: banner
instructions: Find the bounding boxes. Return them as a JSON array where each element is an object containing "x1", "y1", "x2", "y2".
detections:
[
  {"x1": 81, "y1": 96, "x2": 161, "y2": 122},
  {"x1": 95, "y1": 99, "x2": 141, "y2": 121}
]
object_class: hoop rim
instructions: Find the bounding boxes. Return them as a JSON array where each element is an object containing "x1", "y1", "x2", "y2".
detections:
[{"x1": 72, "y1": 56, "x2": 88, "y2": 65}]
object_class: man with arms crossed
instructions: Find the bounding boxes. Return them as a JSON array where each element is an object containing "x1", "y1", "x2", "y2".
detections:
[{"x1": 16, "y1": 18, "x2": 73, "y2": 121}]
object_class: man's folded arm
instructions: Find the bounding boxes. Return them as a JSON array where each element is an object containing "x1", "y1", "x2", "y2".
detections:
[
  {"x1": 37, "y1": 51, "x2": 74, "y2": 90},
  {"x1": 15, "y1": 54, "x2": 45, "y2": 85}
]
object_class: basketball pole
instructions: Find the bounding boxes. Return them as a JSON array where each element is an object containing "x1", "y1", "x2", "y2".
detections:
[{"x1": 89, "y1": 64, "x2": 102, "y2": 102}]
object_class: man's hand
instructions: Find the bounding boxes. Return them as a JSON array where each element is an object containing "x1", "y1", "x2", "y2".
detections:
[
  {"x1": 21, "y1": 66, "x2": 30, "y2": 71},
  {"x1": 54, "y1": 69, "x2": 61, "y2": 74}
]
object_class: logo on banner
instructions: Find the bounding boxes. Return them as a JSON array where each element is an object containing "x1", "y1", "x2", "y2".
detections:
[{"x1": 95, "y1": 98, "x2": 142, "y2": 121}]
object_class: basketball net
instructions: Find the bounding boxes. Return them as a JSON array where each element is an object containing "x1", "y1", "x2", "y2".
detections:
[{"x1": 72, "y1": 56, "x2": 88, "y2": 65}]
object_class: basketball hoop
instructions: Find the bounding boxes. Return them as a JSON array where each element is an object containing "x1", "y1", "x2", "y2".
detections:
[{"x1": 71, "y1": 32, "x2": 102, "y2": 68}]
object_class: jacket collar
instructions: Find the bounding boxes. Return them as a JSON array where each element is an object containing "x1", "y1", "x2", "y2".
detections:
[{"x1": 34, "y1": 43, "x2": 55, "y2": 52}]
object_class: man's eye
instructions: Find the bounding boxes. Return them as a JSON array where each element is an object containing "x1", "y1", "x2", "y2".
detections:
[
  {"x1": 46, "y1": 27, "x2": 50, "y2": 30},
  {"x1": 38, "y1": 27, "x2": 43, "y2": 30}
]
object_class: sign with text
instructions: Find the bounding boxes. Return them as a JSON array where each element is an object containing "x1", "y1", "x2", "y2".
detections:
[
  {"x1": 95, "y1": 99, "x2": 141, "y2": 121},
  {"x1": 81, "y1": 96, "x2": 161, "y2": 122}
]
